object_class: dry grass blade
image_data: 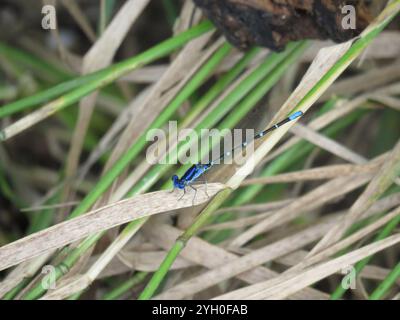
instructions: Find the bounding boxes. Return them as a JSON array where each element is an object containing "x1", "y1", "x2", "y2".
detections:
[
  {"x1": 0, "y1": 99, "x2": 66, "y2": 140},
  {"x1": 60, "y1": 0, "x2": 97, "y2": 42},
  {"x1": 39, "y1": 249, "x2": 198, "y2": 300},
  {"x1": 115, "y1": 250, "x2": 195, "y2": 272},
  {"x1": 303, "y1": 31, "x2": 400, "y2": 61},
  {"x1": 321, "y1": 61, "x2": 400, "y2": 100},
  {"x1": 87, "y1": 250, "x2": 194, "y2": 278},
  {"x1": 40, "y1": 275, "x2": 90, "y2": 300},
  {"x1": 85, "y1": 0, "x2": 150, "y2": 72},
  {"x1": 263, "y1": 80, "x2": 400, "y2": 168},
  {"x1": 0, "y1": 256, "x2": 51, "y2": 298},
  {"x1": 63, "y1": 0, "x2": 150, "y2": 200},
  {"x1": 277, "y1": 250, "x2": 400, "y2": 285},
  {"x1": 226, "y1": 39, "x2": 354, "y2": 191},
  {"x1": 309, "y1": 138, "x2": 400, "y2": 255},
  {"x1": 153, "y1": 196, "x2": 400, "y2": 300},
  {"x1": 0, "y1": 184, "x2": 224, "y2": 271},
  {"x1": 215, "y1": 198, "x2": 293, "y2": 214},
  {"x1": 153, "y1": 214, "x2": 342, "y2": 300},
  {"x1": 103, "y1": 32, "x2": 216, "y2": 173},
  {"x1": 215, "y1": 234, "x2": 400, "y2": 300},
  {"x1": 263, "y1": 95, "x2": 369, "y2": 165},
  {"x1": 291, "y1": 123, "x2": 367, "y2": 164},
  {"x1": 241, "y1": 161, "x2": 382, "y2": 186},
  {"x1": 121, "y1": 65, "x2": 169, "y2": 83},
  {"x1": 77, "y1": 87, "x2": 152, "y2": 182},
  {"x1": 287, "y1": 205, "x2": 400, "y2": 274},
  {"x1": 372, "y1": 94, "x2": 400, "y2": 111},
  {"x1": 230, "y1": 172, "x2": 374, "y2": 248},
  {"x1": 144, "y1": 222, "x2": 328, "y2": 299}
]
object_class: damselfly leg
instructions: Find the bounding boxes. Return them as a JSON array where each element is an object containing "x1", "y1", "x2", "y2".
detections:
[
  {"x1": 176, "y1": 186, "x2": 198, "y2": 206},
  {"x1": 178, "y1": 188, "x2": 186, "y2": 201},
  {"x1": 192, "y1": 178, "x2": 209, "y2": 198},
  {"x1": 189, "y1": 185, "x2": 198, "y2": 206}
]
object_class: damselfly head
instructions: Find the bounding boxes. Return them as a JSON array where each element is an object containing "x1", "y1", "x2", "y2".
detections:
[{"x1": 172, "y1": 175, "x2": 185, "y2": 190}]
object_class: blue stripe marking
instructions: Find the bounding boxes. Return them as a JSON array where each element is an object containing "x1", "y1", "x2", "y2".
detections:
[{"x1": 289, "y1": 111, "x2": 303, "y2": 121}]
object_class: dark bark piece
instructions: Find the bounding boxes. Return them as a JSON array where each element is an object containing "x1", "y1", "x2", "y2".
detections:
[{"x1": 193, "y1": 0, "x2": 383, "y2": 51}]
